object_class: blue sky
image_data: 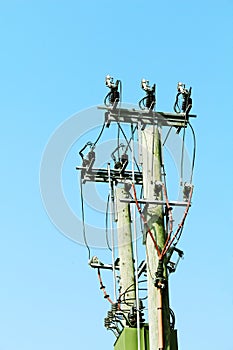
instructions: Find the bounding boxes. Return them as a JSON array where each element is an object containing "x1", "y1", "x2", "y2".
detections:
[{"x1": 1, "y1": 1, "x2": 233, "y2": 349}]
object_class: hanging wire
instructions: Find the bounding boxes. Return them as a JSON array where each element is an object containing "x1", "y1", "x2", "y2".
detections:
[
  {"x1": 162, "y1": 126, "x2": 173, "y2": 146},
  {"x1": 132, "y1": 125, "x2": 193, "y2": 260},
  {"x1": 79, "y1": 175, "x2": 91, "y2": 260},
  {"x1": 161, "y1": 132, "x2": 175, "y2": 256},
  {"x1": 93, "y1": 121, "x2": 106, "y2": 147},
  {"x1": 162, "y1": 123, "x2": 195, "y2": 185},
  {"x1": 161, "y1": 185, "x2": 193, "y2": 257},
  {"x1": 105, "y1": 194, "x2": 112, "y2": 251},
  {"x1": 180, "y1": 127, "x2": 186, "y2": 186},
  {"x1": 116, "y1": 80, "x2": 123, "y2": 159},
  {"x1": 151, "y1": 125, "x2": 155, "y2": 181},
  {"x1": 161, "y1": 163, "x2": 167, "y2": 195},
  {"x1": 135, "y1": 123, "x2": 144, "y2": 236},
  {"x1": 125, "y1": 125, "x2": 137, "y2": 153},
  {"x1": 118, "y1": 280, "x2": 147, "y2": 306},
  {"x1": 139, "y1": 185, "x2": 144, "y2": 237},
  {"x1": 131, "y1": 124, "x2": 141, "y2": 350},
  {"x1": 97, "y1": 268, "x2": 114, "y2": 304},
  {"x1": 160, "y1": 183, "x2": 174, "y2": 258},
  {"x1": 174, "y1": 226, "x2": 184, "y2": 246},
  {"x1": 188, "y1": 122, "x2": 196, "y2": 184},
  {"x1": 117, "y1": 125, "x2": 120, "y2": 159},
  {"x1": 117, "y1": 122, "x2": 141, "y2": 173}
]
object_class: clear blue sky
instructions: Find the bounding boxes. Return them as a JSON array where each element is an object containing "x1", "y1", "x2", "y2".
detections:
[{"x1": 1, "y1": 1, "x2": 233, "y2": 349}]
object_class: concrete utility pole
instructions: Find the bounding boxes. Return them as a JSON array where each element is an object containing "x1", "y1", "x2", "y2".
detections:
[
  {"x1": 78, "y1": 78, "x2": 196, "y2": 350},
  {"x1": 142, "y1": 126, "x2": 170, "y2": 350},
  {"x1": 115, "y1": 186, "x2": 136, "y2": 319}
]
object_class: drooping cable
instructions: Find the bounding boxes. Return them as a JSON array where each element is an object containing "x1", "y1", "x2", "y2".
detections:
[
  {"x1": 118, "y1": 280, "x2": 147, "y2": 306},
  {"x1": 160, "y1": 183, "x2": 173, "y2": 258},
  {"x1": 180, "y1": 127, "x2": 186, "y2": 186},
  {"x1": 169, "y1": 308, "x2": 176, "y2": 330},
  {"x1": 79, "y1": 175, "x2": 91, "y2": 260},
  {"x1": 105, "y1": 194, "x2": 112, "y2": 251},
  {"x1": 150, "y1": 125, "x2": 155, "y2": 181},
  {"x1": 188, "y1": 122, "x2": 196, "y2": 184},
  {"x1": 117, "y1": 124, "x2": 120, "y2": 159},
  {"x1": 162, "y1": 185, "x2": 193, "y2": 257},
  {"x1": 117, "y1": 122, "x2": 141, "y2": 174},
  {"x1": 117, "y1": 80, "x2": 123, "y2": 159},
  {"x1": 104, "y1": 92, "x2": 110, "y2": 106},
  {"x1": 93, "y1": 121, "x2": 106, "y2": 147},
  {"x1": 162, "y1": 126, "x2": 172, "y2": 146},
  {"x1": 174, "y1": 226, "x2": 184, "y2": 246},
  {"x1": 97, "y1": 268, "x2": 114, "y2": 304},
  {"x1": 125, "y1": 125, "x2": 137, "y2": 153}
]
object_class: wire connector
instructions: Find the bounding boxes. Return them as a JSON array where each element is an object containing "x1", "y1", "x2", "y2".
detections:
[
  {"x1": 154, "y1": 260, "x2": 167, "y2": 289},
  {"x1": 111, "y1": 144, "x2": 129, "y2": 173},
  {"x1": 128, "y1": 299, "x2": 145, "y2": 327},
  {"x1": 104, "y1": 75, "x2": 120, "y2": 107},
  {"x1": 139, "y1": 78, "x2": 156, "y2": 110},
  {"x1": 79, "y1": 142, "x2": 95, "y2": 179},
  {"x1": 183, "y1": 182, "x2": 194, "y2": 202},
  {"x1": 154, "y1": 180, "x2": 163, "y2": 199},
  {"x1": 174, "y1": 82, "x2": 192, "y2": 115}
]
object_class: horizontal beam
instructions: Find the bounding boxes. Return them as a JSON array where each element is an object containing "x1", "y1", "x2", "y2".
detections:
[
  {"x1": 89, "y1": 262, "x2": 120, "y2": 270},
  {"x1": 119, "y1": 198, "x2": 190, "y2": 207},
  {"x1": 98, "y1": 105, "x2": 196, "y2": 128},
  {"x1": 76, "y1": 167, "x2": 143, "y2": 185}
]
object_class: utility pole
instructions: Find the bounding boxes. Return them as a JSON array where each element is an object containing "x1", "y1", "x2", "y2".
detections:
[
  {"x1": 142, "y1": 126, "x2": 170, "y2": 349},
  {"x1": 115, "y1": 186, "x2": 136, "y2": 318},
  {"x1": 77, "y1": 76, "x2": 196, "y2": 350}
]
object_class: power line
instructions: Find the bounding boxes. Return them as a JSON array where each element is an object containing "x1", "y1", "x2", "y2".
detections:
[
  {"x1": 105, "y1": 194, "x2": 112, "y2": 251},
  {"x1": 79, "y1": 174, "x2": 91, "y2": 260},
  {"x1": 188, "y1": 121, "x2": 196, "y2": 184},
  {"x1": 93, "y1": 121, "x2": 106, "y2": 146}
]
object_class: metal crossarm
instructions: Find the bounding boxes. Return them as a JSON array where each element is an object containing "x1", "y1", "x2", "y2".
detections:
[
  {"x1": 98, "y1": 105, "x2": 196, "y2": 128},
  {"x1": 76, "y1": 166, "x2": 143, "y2": 185},
  {"x1": 119, "y1": 199, "x2": 191, "y2": 207}
]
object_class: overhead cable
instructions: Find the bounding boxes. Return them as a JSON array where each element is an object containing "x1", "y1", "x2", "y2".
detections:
[
  {"x1": 79, "y1": 175, "x2": 91, "y2": 260},
  {"x1": 188, "y1": 121, "x2": 196, "y2": 184},
  {"x1": 105, "y1": 194, "x2": 112, "y2": 251}
]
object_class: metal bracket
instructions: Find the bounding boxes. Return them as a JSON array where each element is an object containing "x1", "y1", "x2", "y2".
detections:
[{"x1": 167, "y1": 247, "x2": 184, "y2": 274}]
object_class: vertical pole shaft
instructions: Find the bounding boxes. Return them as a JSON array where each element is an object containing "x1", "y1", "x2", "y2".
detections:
[
  {"x1": 132, "y1": 129, "x2": 142, "y2": 350},
  {"x1": 108, "y1": 164, "x2": 117, "y2": 301},
  {"x1": 115, "y1": 186, "x2": 136, "y2": 319},
  {"x1": 142, "y1": 126, "x2": 171, "y2": 350},
  {"x1": 157, "y1": 288, "x2": 164, "y2": 349}
]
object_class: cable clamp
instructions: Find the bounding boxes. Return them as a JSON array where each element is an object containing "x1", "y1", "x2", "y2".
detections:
[
  {"x1": 154, "y1": 260, "x2": 167, "y2": 289},
  {"x1": 154, "y1": 180, "x2": 163, "y2": 199}
]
